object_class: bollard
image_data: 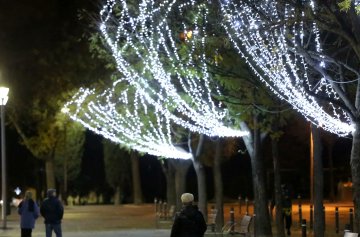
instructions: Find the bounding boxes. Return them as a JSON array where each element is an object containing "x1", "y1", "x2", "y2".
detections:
[
  {"x1": 335, "y1": 207, "x2": 339, "y2": 234},
  {"x1": 164, "y1": 202, "x2": 168, "y2": 220},
  {"x1": 323, "y1": 206, "x2": 326, "y2": 231},
  {"x1": 238, "y1": 195, "x2": 242, "y2": 214},
  {"x1": 309, "y1": 205, "x2": 313, "y2": 229},
  {"x1": 253, "y1": 214, "x2": 256, "y2": 237},
  {"x1": 245, "y1": 197, "x2": 249, "y2": 215},
  {"x1": 301, "y1": 219, "x2": 307, "y2": 237},
  {"x1": 350, "y1": 208, "x2": 354, "y2": 232},
  {"x1": 210, "y1": 206, "x2": 216, "y2": 232},
  {"x1": 159, "y1": 200, "x2": 163, "y2": 218},
  {"x1": 230, "y1": 207, "x2": 235, "y2": 233},
  {"x1": 154, "y1": 198, "x2": 158, "y2": 228},
  {"x1": 298, "y1": 203, "x2": 302, "y2": 228},
  {"x1": 345, "y1": 223, "x2": 351, "y2": 235}
]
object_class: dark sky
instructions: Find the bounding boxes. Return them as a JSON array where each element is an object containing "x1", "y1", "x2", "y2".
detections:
[{"x1": 0, "y1": 0, "x2": 101, "y2": 195}]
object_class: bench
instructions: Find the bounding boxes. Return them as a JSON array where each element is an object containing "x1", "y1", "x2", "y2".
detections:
[
  {"x1": 223, "y1": 215, "x2": 252, "y2": 236},
  {"x1": 344, "y1": 232, "x2": 359, "y2": 237},
  {"x1": 207, "y1": 208, "x2": 218, "y2": 232},
  {"x1": 155, "y1": 204, "x2": 175, "y2": 229}
]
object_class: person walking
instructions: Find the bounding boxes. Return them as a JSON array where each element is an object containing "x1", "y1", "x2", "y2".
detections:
[
  {"x1": 170, "y1": 193, "x2": 207, "y2": 237},
  {"x1": 281, "y1": 187, "x2": 292, "y2": 236},
  {"x1": 40, "y1": 189, "x2": 64, "y2": 237},
  {"x1": 18, "y1": 191, "x2": 40, "y2": 237}
]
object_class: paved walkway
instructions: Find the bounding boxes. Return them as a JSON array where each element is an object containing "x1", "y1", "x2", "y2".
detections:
[
  {"x1": 0, "y1": 224, "x2": 171, "y2": 237},
  {"x1": 0, "y1": 202, "x2": 355, "y2": 237}
]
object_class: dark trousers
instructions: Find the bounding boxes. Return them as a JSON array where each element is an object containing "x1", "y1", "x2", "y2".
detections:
[
  {"x1": 21, "y1": 228, "x2": 32, "y2": 237},
  {"x1": 45, "y1": 223, "x2": 62, "y2": 237}
]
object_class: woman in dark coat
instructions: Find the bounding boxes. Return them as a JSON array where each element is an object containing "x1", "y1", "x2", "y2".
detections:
[
  {"x1": 170, "y1": 193, "x2": 207, "y2": 237},
  {"x1": 18, "y1": 191, "x2": 40, "y2": 237}
]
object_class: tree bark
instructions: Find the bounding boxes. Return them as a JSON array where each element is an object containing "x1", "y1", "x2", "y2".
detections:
[
  {"x1": 327, "y1": 138, "x2": 335, "y2": 202},
  {"x1": 351, "y1": 123, "x2": 360, "y2": 232},
  {"x1": 192, "y1": 159, "x2": 207, "y2": 218},
  {"x1": 45, "y1": 158, "x2": 56, "y2": 190},
  {"x1": 114, "y1": 186, "x2": 121, "y2": 205},
  {"x1": 188, "y1": 133, "x2": 207, "y2": 218},
  {"x1": 271, "y1": 137, "x2": 285, "y2": 237},
  {"x1": 214, "y1": 138, "x2": 224, "y2": 232},
  {"x1": 164, "y1": 159, "x2": 176, "y2": 207},
  {"x1": 131, "y1": 151, "x2": 143, "y2": 204},
  {"x1": 251, "y1": 115, "x2": 272, "y2": 237},
  {"x1": 312, "y1": 125, "x2": 324, "y2": 237},
  {"x1": 174, "y1": 159, "x2": 192, "y2": 211}
]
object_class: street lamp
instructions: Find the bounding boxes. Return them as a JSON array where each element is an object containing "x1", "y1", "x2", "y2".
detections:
[{"x1": 0, "y1": 86, "x2": 9, "y2": 229}]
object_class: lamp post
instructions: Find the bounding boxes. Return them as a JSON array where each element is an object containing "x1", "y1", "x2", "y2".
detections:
[{"x1": 0, "y1": 86, "x2": 9, "y2": 229}]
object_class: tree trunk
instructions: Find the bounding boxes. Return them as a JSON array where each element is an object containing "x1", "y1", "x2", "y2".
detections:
[
  {"x1": 251, "y1": 115, "x2": 272, "y2": 237},
  {"x1": 312, "y1": 125, "x2": 324, "y2": 237},
  {"x1": 45, "y1": 158, "x2": 56, "y2": 190},
  {"x1": 114, "y1": 186, "x2": 121, "y2": 205},
  {"x1": 351, "y1": 123, "x2": 360, "y2": 232},
  {"x1": 271, "y1": 137, "x2": 285, "y2": 237},
  {"x1": 328, "y1": 139, "x2": 335, "y2": 202},
  {"x1": 131, "y1": 151, "x2": 143, "y2": 204},
  {"x1": 214, "y1": 138, "x2": 224, "y2": 232},
  {"x1": 164, "y1": 159, "x2": 176, "y2": 207},
  {"x1": 174, "y1": 159, "x2": 192, "y2": 211},
  {"x1": 189, "y1": 134, "x2": 207, "y2": 218},
  {"x1": 192, "y1": 158, "x2": 207, "y2": 218}
]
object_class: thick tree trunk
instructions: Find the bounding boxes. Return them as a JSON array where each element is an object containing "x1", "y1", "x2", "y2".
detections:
[
  {"x1": 174, "y1": 159, "x2": 192, "y2": 211},
  {"x1": 240, "y1": 120, "x2": 272, "y2": 237},
  {"x1": 251, "y1": 115, "x2": 272, "y2": 237},
  {"x1": 188, "y1": 133, "x2": 207, "y2": 218},
  {"x1": 312, "y1": 125, "x2": 324, "y2": 237},
  {"x1": 214, "y1": 138, "x2": 224, "y2": 232},
  {"x1": 271, "y1": 137, "x2": 285, "y2": 237},
  {"x1": 45, "y1": 158, "x2": 56, "y2": 190},
  {"x1": 328, "y1": 139, "x2": 335, "y2": 202},
  {"x1": 114, "y1": 186, "x2": 121, "y2": 205},
  {"x1": 193, "y1": 158, "x2": 207, "y2": 218},
  {"x1": 164, "y1": 159, "x2": 176, "y2": 206},
  {"x1": 250, "y1": 115, "x2": 272, "y2": 237},
  {"x1": 131, "y1": 151, "x2": 143, "y2": 204},
  {"x1": 351, "y1": 124, "x2": 360, "y2": 232}
]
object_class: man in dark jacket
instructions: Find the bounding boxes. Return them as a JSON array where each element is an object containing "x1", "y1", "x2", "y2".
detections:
[
  {"x1": 40, "y1": 189, "x2": 64, "y2": 237},
  {"x1": 170, "y1": 193, "x2": 207, "y2": 237}
]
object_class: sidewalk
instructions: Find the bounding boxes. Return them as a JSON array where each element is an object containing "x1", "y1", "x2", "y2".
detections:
[{"x1": 0, "y1": 202, "x2": 355, "y2": 237}]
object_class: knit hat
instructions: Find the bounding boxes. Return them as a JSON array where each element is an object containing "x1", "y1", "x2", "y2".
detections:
[
  {"x1": 181, "y1": 193, "x2": 194, "y2": 204},
  {"x1": 47, "y1": 189, "x2": 56, "y2": 197}
]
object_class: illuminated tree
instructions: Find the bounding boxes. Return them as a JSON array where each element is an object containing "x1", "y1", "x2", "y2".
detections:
[
  {"x1": 63, "y1": 82, "x2": 192, "y2": 159},
  {"x1": 221, "y1": 0, "x2": 360, "y2": 232},
  {"x1": 98, "y1": 0, "x2": 247, "y2": 138}
]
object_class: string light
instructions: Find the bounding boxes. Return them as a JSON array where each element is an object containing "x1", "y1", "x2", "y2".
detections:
[
  {"x1": 63, "y1": 83, "x2": 193, "y2": 159},
  {"x1": 220, "y1": 0, "x2": 354, "y2": 136},
  {"x1": 99, "y1": 0, "x2": 248, "y2": 138}
]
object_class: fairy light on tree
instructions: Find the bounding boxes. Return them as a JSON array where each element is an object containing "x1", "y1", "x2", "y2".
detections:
[
  {"x1": 98, "y1": 0, "x2": 247, "y2": 138},
  {"x1": 220, "y1": 0, "x2": 360, "y2": 231},
  {"x1": 63, "y1": 81, "x2": 192, "y2": 159},
  {"x1": 220, "y1": 0, "x2": 355, "y2": 136}
]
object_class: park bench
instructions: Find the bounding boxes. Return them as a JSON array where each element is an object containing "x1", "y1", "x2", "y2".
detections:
[
  {"x1": 207, "y1": 208, "x2": 218, "y2": 232},
  {"x1": 344, "y1": 232, "x2": 358, "y2": 237},
  {"x1": 155, "y1": 202, "x2": 175, "y2": 229},
  {"x1": 223, "y1": 215, "x2": 252, "y2": 236}
]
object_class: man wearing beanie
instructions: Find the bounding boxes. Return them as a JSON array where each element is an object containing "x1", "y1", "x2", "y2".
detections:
[
  {"x1": 40, "y1": 189, "x2": 64, "y2": 237},
  {"x1": 170, "y1": 193, "x2": 207, "y2": 237}
]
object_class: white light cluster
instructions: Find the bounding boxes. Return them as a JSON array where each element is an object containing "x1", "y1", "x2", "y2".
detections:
[
  {"x1": 99, "y1": 0, "x2": 247, "y2": 138},
  {"x1": 220, "y1": 0, "x2": 354, "y2": 136},
  {"x1": 63, "y1": 82, "x2": 192, "y2": 159}
]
